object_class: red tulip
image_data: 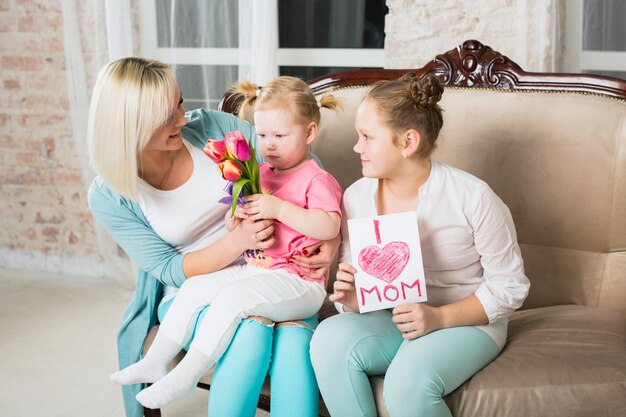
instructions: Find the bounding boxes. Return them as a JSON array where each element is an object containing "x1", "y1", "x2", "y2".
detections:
[
  {"x1": 203, "y1": 139, "x2": 228, "y2": 163},
  {"x1": 224, "y1": 130, "x2": 251, "y2": 162},
  {"x1": 219, "y1": 159, "x2": 243, "y2": 181}
]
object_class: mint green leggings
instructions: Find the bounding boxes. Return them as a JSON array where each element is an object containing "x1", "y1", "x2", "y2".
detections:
[
  {"x1": 158, "y1": 298, "x2": 319, "y2": 417},
  {"x1": 310, "y1": 310, "x2": 500, "y2": 417}
]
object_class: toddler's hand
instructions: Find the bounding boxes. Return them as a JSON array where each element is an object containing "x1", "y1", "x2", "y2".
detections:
[
  {"x1": 329, "y1": 262, "x2": 359, "y2": 313},
  {"x1": 233, "y1": 204, "x2": 248, "y2": 220},
  {"x1": 242, "y1": 194, "x2": 284, "y2": 220}
]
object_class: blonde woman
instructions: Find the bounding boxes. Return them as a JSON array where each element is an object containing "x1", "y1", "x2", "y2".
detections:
[
  {"x1": 88, "y1": 58, "x2": 338, "y2": 417},
  {"x1": 108, "y1": 75, "x2": 343, "y2": 415}
]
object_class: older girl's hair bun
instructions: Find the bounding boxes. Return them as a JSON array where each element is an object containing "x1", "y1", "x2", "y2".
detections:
[{"x1": 408, "y1": 74, "x2": 444, "y2": 110}]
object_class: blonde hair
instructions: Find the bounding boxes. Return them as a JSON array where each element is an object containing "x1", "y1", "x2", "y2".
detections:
[
  {"x1": 365, "y1": 74, "x2": 444, "y2": 158},
  {"x1": 87, "y1": 57, "x2": 177, "y2": 200},
  {"x1": 232, "y1": 76, "x2": 341, "y2": 125}
]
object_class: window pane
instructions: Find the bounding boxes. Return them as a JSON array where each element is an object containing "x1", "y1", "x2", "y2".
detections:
[
  {"x1": 172, "y1": 65, "x2": 238, "y2": 110},
  {"x1": 279, "y1": 0, "x2": 386, "y2": 49},
  {"x1": 583, "y1": 69, "x2": 626, "y2": 80},
  {"x1": 583, "y1": 0, "x2": 626, "y2": 51},
  {"x1": 156, "y1": 0, "x2": 238, "y2": 48},
  {"x1": 280, "y1": 66, "x2": 381, "y2": 80}
]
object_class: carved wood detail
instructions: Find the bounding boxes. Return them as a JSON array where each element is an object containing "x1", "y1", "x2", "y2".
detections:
[
  {"x1": 219, "y1": 40, "x2": 623, "y2": 109},
  {"x1": 421, "y1": 39, "x2": 521, "y2": 88}
]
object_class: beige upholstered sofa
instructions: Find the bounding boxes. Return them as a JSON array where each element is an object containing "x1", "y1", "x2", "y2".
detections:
[{"x1": 144, "y1": 40, "x2": 626, "y2": 417}]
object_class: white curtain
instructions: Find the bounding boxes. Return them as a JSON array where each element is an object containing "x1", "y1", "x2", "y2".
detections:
[
  {"x1": 515, "y1": 0, "x2": 563, "y2": 72},
  {"x1": 104, "y1": 0, "x2": 133, "y2": 61},
  {"x1": 155, "y1": 0, "x2": 278, "y2": 109},
  {"x1": 238, "y1": 0, "x2": 279, "y2": 85},
  {"x1": 156, "y1": 0, "x2": 237, "y2": 110},
  {"x1": 62, "y1": 0, "x2": 136, "y2": 287}
]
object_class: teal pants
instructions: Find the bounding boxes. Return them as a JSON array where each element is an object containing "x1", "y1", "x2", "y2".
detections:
[
  {"x1": 310, "y1": 310, "x2": 500, "y2": 417},
  {"x1": 158, "y1": 298, "x2": 319, "y2": 417}
]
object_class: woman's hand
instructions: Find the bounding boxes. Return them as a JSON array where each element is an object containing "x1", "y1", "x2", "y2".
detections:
[
  {"x1": 391, "y1": 303, "x2": 443, "y2": 340},
  {"x1": 224, "y1": 205, "x2": 247, "y2": 231},
  {"x1": 242, "y1": 194, "x2": 284, "y2": 221},
  {"x1": 292, "y1": 234, "x2": 341, "y2": 280},
  {"x1": 231, "y1": 217, "x2": 275, "y2": 251},
  {"x1": 328, "y1": 262, "x2": 359, "y2": 313}
]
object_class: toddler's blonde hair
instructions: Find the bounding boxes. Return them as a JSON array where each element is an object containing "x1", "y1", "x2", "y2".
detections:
[{"x1": 233, "y1": 76, "x2": 341, "y2": 125}]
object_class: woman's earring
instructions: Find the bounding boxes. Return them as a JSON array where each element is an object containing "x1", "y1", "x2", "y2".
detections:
[{"x1": 402, "y1": 151, "x2": 408, "y2": 159}]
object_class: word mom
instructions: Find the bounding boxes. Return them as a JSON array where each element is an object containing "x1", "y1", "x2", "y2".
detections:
[{"x1": 360, "y1": 278, "x2": 423, "y2": 306}]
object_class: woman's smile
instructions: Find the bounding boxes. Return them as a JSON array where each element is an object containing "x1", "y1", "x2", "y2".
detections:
[{"x1": 167, "y1": 130, "x2": 182, "y2": 144}]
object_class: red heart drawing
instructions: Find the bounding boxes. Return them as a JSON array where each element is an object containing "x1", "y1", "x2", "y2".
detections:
[{"x1": 358, "y1": 241, "x2": 410, "y2": 283}]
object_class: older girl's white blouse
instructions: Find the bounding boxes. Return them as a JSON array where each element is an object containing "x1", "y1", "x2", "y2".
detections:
[{"x1": 339, "y1": 160, "x2": 530, "y2": 350}]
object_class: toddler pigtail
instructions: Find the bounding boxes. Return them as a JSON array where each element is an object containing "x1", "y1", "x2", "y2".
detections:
[
  {"x1": 318, "y1": 93, "x2": 343, "y2": 112},
  {"x1": 232, "y1": 80, "x2": 260, "y2": 119}
]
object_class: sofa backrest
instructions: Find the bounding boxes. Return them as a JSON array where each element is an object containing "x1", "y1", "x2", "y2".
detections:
[{"x1": 221, "y1": 40, "x2": 626, "y2": 310}]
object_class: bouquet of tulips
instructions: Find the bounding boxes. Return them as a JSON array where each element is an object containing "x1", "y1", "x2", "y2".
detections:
[{"x1": 203, "y1": 130, "x2": 261, "y2": 216}]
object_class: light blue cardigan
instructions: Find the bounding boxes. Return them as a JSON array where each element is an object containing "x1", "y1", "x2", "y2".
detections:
[{"x1": 88, "y1": 109, "x2": 259, "y2": 417}]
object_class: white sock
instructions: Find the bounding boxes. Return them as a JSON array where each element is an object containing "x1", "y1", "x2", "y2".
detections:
[
  {"x1": 135, "y1": 348, "x2": 214, "y2": 409},
  {"x1": 110, "y1": 333, "x2": 181, "y2": 385}
]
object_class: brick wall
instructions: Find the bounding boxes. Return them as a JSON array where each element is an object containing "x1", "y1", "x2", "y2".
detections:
[{"x1": 0, "y1": 0, "x2": 103, "y2": 275}]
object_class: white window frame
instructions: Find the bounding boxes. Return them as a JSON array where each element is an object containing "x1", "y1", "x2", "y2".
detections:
[
  {"x1": 139, "y1": 2, "x2": 384, "y2": 69},
  {"x1": 563, "y1": 0, "x2": 626, "y2": 73}
]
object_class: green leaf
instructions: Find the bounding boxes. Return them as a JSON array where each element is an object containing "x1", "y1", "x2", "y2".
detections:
[
  {"x1": 253, "y1": 161, "x2": 261, "y2": 194},
  {"x1": 248, "y1": 147, "x2": 261, "y2": 194},
  {"x1": 231, "y1": 178, "x2": 250, "y2": 216}
]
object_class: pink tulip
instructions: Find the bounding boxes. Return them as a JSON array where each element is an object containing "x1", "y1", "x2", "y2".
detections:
[
  {"x1": 203, "y1": 139, "x2": 228, "y2": 163},
  {"x1": 224, "y1": 130, "x2": 251, "y2": 162},
  {"x1": 219, "y1": 159, "x2": 243, "y2": 181}
]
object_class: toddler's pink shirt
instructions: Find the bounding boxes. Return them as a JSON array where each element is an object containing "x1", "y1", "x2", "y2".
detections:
[{"x1": 243, "y1": 159, "x2": 342, "y2": 283}]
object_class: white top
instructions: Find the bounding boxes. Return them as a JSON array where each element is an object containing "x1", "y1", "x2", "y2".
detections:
[
  {"x1": 137, "y1": 140, "x2": 239, "y2": 299},
  {"x1": 339, "y1": 160, "x2": 530, "y2": 350}
]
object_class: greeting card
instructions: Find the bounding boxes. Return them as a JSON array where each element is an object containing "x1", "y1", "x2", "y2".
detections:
[{"x1": 348, "y1": 211, "x2": 427, "y2": 313}]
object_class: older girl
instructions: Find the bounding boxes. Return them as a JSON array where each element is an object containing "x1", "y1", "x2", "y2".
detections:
[{"x1": 310, "y1": 74, "x2": 530, "y2": 417}]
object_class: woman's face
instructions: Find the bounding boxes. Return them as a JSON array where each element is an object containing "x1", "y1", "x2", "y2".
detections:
[
  {"x1": 254, "y1": 107, "x2": 314, "y2": 172},
  {"x1": 144, "y1": 89, "x2": 188, "y2": 153},
  {"x1": 353, "y1": 99, "x2": 404, "y2": 179}
]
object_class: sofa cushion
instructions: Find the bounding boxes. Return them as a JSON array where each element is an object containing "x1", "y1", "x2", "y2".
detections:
[{"x1": 444, "y1": 305, "x2": 626, "y2": 417}]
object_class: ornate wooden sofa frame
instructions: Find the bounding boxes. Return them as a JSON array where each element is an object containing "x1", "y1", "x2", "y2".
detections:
[{"x1": 144, "y1": 40, "x2": 626, "y2": 417}]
